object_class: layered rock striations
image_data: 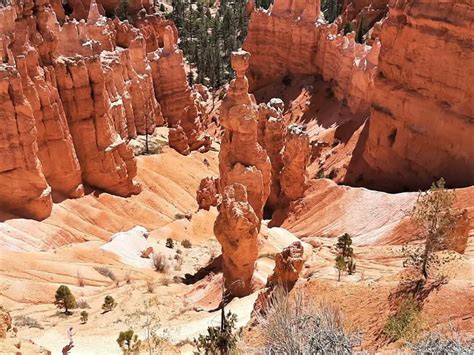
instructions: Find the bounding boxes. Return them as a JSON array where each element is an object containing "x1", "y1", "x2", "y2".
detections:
[
  {"x1": 0, "y1": 0, "x2": 208, "y2": 218},
  {"x1": 214, "y1": 183, "x2": 259, "y2": 297},
  {"x1": 354, "y1": 0, "x2": 474, "y2": 191},
  {"x1": 0, "y1": 65, "x2": 53, "y2": 219},
  {"x1": 243, "y1": 0, "x2": 382, "y2": 113}
]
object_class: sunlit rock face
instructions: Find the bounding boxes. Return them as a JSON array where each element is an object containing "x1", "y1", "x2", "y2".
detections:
[
  {"x1": 243, "y1": 0, "x2": 382, "y2": 114},
  {"x1": 0, "y1": 0, "x2": 208, "y2": 218},
  {"x1": 354, "y1": 0, "x2": 474, "y2": 192}
]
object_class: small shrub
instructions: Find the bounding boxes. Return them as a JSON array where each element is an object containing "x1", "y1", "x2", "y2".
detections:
[
  {"x1": 383, "y1": 297, "x2": 422, "y2": 341},
  {"x1": 153, "y1": 253, "x2": 168, "y2": 272},
  {"x1": 159, "y1": 3, "x2": 165, "y2": 12},
  {"x1": 94, "y1": 266, "x2": 117, "y2": 281},
  {"x1": 77, "y1": 299, "x2": 91, "y2": 309},
  {"x1": 166, "y1": 238, "x2": 174, "y2": 249},
  {"x1": 194, "y1": 311, "x2": 240, "y2": 354},
  {"x1": 161, "y1": 277, "x2": 171, "y2": 286},
  {"x1": 13, "y1": 316, "x2": 43, "y2": 330},
  {"x1": 117, "y1": 329, "x2": 141, "y2": 353},
  {"x1": 174, "y1": 254, "x2": 183, "y2": 271},
  {"x1": 54, "y1": 285, "x2": 77, "y2": 315},
  {"x1": 181, "y1": 239, "x2": 192, "y2": 248},
  {"x1": 408, "y1": 330, "x2": 474, "y2": 353},
  {"x1": 146, "y1": 279, "x2": 156, "y2": 293},
  {"x1": 102, "y1": 295, "x2": 117, "y2": 313},
  {"x1": 256, "y1": 288, "x2": 356, "y2": 354},
  {"x1": 80, "y1": 311, "x2": 89, "y2": 324}
]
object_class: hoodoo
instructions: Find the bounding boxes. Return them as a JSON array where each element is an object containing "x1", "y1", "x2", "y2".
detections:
[
  {"x1": 214, "y1": 183, "x2": 259, "y2": 297},
  {"x1": 0, "y1": 0, "x2": 210, "y2": 218},
  {"x1": 218, "y1": 49, "x2": 271, "y2": 222}
]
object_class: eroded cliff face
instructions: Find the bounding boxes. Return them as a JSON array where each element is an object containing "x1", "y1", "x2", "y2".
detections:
[
  {"x1": 354, "y1": 0, "x2": 474, "y2": 191},
  {"x1": 243, "y1": 0, "x2": 383, "y2": 114},
  {"x1": 0, "y1": 0, "x2": 207, "y2": 218}
]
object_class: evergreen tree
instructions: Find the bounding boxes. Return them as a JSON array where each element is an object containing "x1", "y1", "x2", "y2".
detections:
[
  {"x1": 334, "y1": 233, "x2": 356, "y2": 281},
  {"x1": 54, "y1": 285, "x2": 77, "y2": 314},
  {"x1": 102, "y1": 295, "x2": 117, "y2": 313},
  {"x1": 115, "y1": 0, "x2": 129, "y2": 21}
]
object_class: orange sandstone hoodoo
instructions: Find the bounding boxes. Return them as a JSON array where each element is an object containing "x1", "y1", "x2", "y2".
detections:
[{"x1": 218, "y1": 49, "x2": 272, "y2": 223}]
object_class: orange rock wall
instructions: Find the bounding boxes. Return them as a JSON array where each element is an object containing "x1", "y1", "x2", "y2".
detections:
[
  {"x1": 243, "y1": 0, "x2": 381, "y2": 113},
  {"x1": 0, "y1": 0, "x2": 206, "y2": 218},
  {"x1": 357, "y1": 0, "x2": 474, "y2": 191}
]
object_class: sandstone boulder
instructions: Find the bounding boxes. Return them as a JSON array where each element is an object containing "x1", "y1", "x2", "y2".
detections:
[{"x1": 196, "y1": 177, "x2": 220, "y2": 211}]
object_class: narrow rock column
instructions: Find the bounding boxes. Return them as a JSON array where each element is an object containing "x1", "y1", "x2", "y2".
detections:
[
  {"x1": 280, "y1": 124, "x2": 311, "y2": 202},
  {"x1": 214, "y1": 183, "x2": 259, "y2": 297},
  {"x1": 218, "y1": 50, "x2": 271, "y2": 222}
]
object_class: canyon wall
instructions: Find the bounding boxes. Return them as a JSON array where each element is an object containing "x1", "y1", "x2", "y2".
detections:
[
  {"x1": 0, "y1": 0, "x2": 207, "y2": 219},
  {"x1": 243, "y1": 0, "x2": 384, "y2": 113},
  {"x1": 353, "y1": 0, "x2": 474, "y2": 191}
]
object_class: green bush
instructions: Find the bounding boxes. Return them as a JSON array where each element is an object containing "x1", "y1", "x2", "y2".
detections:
[
  {"x1": 102, "y1": 295, "x2": 117, "y2": 313},
  {"x1": 384, "y1": 297, "x2": 422, "y2": 341},
  {"x1": 194, "y1": 311, "x2": 240, "y2": 354},
  {"x1": 80, "y1": 311, "x2": 89, "y2": 324},
  {"x1": 117, "y1": 329, "x2": 141, "y2": 353}
]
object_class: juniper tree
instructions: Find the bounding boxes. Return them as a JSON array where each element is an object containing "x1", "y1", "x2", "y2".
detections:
[
  {"x1": 54, "y1": 285, "x2": 77, "y2": 315},
  {"x1": 102, "y1": 295, "x2": 117, "y2": 313}
]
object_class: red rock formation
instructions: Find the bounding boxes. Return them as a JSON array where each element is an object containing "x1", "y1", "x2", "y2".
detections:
[
  {"x1": 214, "y1": 183, "x2": 259, "y2": 297},
  {"x1": 280, "y1": 124, "x2": 311, "y2": 202},
  {"x1": 353, "y1": 0, "x2": 474, "y2": 192},
  {"x1": 219, "y1": 50, "x2": 271, "y2": 221},
  {"x1": 243, "y1": 0, "x2": 381, "y2": 113},
  {"x1": 257, "y1": 99, "x2": 286, "y2": 212},
  {"x1": 54, "y1": 56, "x2": 141, "y2": 196},
  {"x1": 1, "y1": 0, "x2": 209, "y2": 217},
  {"x1": 253, "y1": 241, "x2": 305, "y2": 316},
  {"x1": 0, "y1": 66, "x2": 52, "y2": 220},
  {"x1": 339, "y1": 0, "x2": 389, "y2": 37},
  {"x1": 148, "y1": 25, "x2": 210, "y2": 155},
  {"x1": 196, "y1": 177, "x2": 219, "y2": 211},
  {"x1": 267, "y1": 241, "x2": 305, "y2": 288}
]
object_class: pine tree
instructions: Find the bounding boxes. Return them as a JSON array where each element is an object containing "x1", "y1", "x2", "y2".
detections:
[
  {"x1": 54, "y1": 285, "x2": 77, "y2": 314},
  {"x1": 334, "y1": 233, "x2": 356, "y2": 281},
  {"x1": 102, "y1": 295, "x2": 117, "y2": 313},
  {"x1": 115, "y1": 0, "x2": 129, "y2": 21}
]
